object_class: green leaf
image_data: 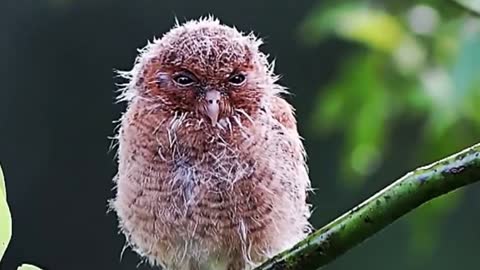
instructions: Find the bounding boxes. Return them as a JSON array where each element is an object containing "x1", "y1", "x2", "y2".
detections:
[
  {"x1": 0, "y1": 165, "x2": 12, "y2": 260},
  {"x1": 302, "y1": 3, "x2": 404, "y2": 52},
  {"x1": 17, "y1": 264, "x2": 43, "y2": 270},
  {"x1": 452, "y1": 0, "x2": 480, "y2": 14},
  {"x1": 0, "y1": 165, "x2": 5, "y2": 199},
  {"x1": 313, "y1": 53, "x2": 391, "y2": 184},
  {"x1": 451, "y1": 31, "x2": 480, "y2": 101}
]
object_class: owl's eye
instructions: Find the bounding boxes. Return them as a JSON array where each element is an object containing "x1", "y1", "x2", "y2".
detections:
[
  {"x1": 228, "y1": 74, "x2": 246, "y2": 86},
  {"x1": 173, "y1": 74, "x2": 195, "y2": 86}
]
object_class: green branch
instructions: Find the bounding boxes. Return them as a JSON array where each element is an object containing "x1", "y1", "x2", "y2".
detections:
[{"x1": 255, "y1": 142, "x2": 480, "y2": 270}]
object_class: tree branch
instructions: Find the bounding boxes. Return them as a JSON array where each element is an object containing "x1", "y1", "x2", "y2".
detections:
[{"x1": 254, "y1": 142, "x2": 480, "y2": 270}]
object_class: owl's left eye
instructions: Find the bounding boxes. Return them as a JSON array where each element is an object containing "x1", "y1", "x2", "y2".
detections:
[{"x1": 173, "y1": 74, "x2": 195, "y2": 86}]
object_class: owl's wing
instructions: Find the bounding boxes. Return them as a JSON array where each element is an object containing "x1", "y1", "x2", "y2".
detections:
[
  {"x1": 269, "y1": 96, "x2": 298, "y2": 132},
  {"x1": 266, "y1": 95, "x2": 312, "y2": 235}
]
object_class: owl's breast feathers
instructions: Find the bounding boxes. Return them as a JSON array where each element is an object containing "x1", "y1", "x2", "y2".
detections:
[{"x1": 114, "y1": 96, "x2": 310, "y2": 268}]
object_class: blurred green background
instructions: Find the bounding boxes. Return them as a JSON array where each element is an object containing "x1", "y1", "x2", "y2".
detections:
[{"x1": 0, "y1": 0, "x2": 479, "y2": 269}]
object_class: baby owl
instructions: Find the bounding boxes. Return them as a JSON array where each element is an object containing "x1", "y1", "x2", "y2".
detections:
[{"x1": 112, "y1": 17, "x2": 312, "y2": 270}]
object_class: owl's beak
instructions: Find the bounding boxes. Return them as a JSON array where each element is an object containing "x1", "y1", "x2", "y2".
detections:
[{"x1": 205, "y1": 90, "x2": 221, "y2": 126}]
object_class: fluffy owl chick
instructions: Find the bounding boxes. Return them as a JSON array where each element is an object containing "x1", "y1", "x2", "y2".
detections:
[{"x1": 112, "y1": 17, "x2": 312, "y2": 270}]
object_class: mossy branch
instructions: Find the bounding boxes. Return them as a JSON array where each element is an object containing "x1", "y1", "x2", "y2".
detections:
[{"x1": 254, "y1": 142, "x2": 480, "y2": 270}]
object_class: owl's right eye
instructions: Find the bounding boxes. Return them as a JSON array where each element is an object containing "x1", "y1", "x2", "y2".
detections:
[{"x1": 173, "y1": 74, "x2": 195, "y2": 86}]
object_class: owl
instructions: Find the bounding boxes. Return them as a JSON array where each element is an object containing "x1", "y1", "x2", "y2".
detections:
[{"x1": 112, "y1": 17, "x2": 312, "y2": 270}]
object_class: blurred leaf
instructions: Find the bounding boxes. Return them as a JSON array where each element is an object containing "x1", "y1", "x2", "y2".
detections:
[
  {"x1": 432, "y1": 19, "x2": 463, "y2": 66},
  {"x1": 403, "y1": 84, "x2": 431, "y2": 113},
  {"x1": 420, "y1": 30, "x2": 480, "y2": 141},
  {"x1": 451, "y1": 30, "x2": 480, "y2": 101},
  {"x1": 405, "y1": 4, "x2": 440, "y2": 36},
  {"x1": 17, "y1": 264, "x2": 43, "y2": 270},
  {"x1": 311, "y1": 55, "x2": 368, "y2": 133},
  {"x1": 392, "y1": 35, "x2": 427, "y2": 75},
  {"x1": 311, "y1": 81, "x2": 347, "y2": 133},
  {"x1": 345, "y1": 84, "x2": 388, "y2": 181},
  {"x1": 0, "y1": 165, "x2": 5, "y2": 199},
  {"x1": 302, "y1": 3, "x2": 405, "y2": 51},
  {"x1": 312, "y1": 54, "x2": 374, "y2": 130},
  {"x1": 452, "y1": 0, "x2": 480, "y2": 14},
  {"x1": 0, "y1": 165, "x2": 12, "y2": 260},
  {"x1": 464, "y1": 82, "x2": 480, "y2": 124},
  {"x1": 419, "y1": 67, "x2": 458, "y2": 138},
  {"x1": 312, "y1": 54, "x2": 391, "y2": 184}
]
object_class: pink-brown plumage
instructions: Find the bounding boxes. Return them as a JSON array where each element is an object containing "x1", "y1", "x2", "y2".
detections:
[{"x1": 112, "y1": 17, "x2": 312, "y2": 270}]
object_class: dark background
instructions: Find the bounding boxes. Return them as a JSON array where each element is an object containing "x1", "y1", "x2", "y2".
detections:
[{"x1": 1, "y1": 0, "x2": 479, "y2": 270}]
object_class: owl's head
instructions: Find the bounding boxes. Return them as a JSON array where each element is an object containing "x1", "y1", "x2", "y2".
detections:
[{"x1": 119, "y1": 17, "x2": 283, "y2": 127}]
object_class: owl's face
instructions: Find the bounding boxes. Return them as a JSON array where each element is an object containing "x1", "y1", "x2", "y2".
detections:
[
  {"x1": 143, "y1": 59, "x2": 261, "y2": 126},
  {"x1": 132, "y1": 20, "x2": 273, "y2": 127}
]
